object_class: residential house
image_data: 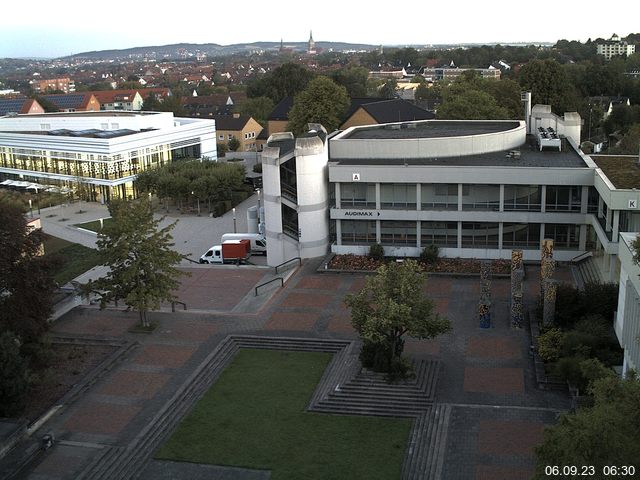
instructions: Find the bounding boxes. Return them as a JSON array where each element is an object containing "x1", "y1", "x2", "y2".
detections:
[
  {"x1": 214, "y1": 114, "x2": 263, "y2": 152},
  {"x1": 41, "y1": 93, "x2": 101, "y2": 112},
  {"x1": 0, "y1": 98, "x2": 45, "y2": 116},
  {"x1": 32, "y1": 77, "x2": 75, "y2": 93},
  {"x1": 92, "y1": 90, "x2": 144, "y2": 111}
]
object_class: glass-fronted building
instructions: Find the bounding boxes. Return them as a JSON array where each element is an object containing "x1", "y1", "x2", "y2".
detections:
[{"x1": 0, "y1": 111, "x2": 216, "y2": 201}]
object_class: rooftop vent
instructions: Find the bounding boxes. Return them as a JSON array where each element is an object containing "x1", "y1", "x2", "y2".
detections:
[{"x1": 506, "y1": 150, "x2": 521, "y2": 159}]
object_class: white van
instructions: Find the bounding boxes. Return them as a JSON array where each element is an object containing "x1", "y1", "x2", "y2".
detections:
[{"x1": 220, "y1": 233, "x2": 267, "y2": 255}]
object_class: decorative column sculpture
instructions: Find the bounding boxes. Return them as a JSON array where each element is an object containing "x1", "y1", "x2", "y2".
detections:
[
  {"x1": 543, "y1": 279, "x2": 558, "y2": 327},
  {"x1": 510, "y1": 249, "x2": 524, "y2": 328},
  {"x1": 540, "y1": 238, "x2": 555, "y2": 300},
  {"x1": 479, "y1": 260, "x2": 492, "y2": 328}
]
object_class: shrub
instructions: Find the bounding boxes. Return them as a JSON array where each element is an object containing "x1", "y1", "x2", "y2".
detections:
[
  {"x1": 420, "y1": 245, "x2": 439, "y2": 264},
  {"x1": 368, "y1": 243, "x2": 384, "y2": 261},
  {"x1": 554, "y1": 283, "x2": 619, "y2": 328},
  {"x1": 537, "y1": 328, "x2": 564, "y2": 362}
]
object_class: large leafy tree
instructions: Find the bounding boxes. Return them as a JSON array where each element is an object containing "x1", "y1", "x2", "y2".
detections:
[
  {"x1": 519, "y1": 59, "x2": 579, "y2": 113},
  {"x1": 287, "y1": 76, "x2": 350, "y2": 134},
  {"x1": 331, "y1": 66, "x2": 370, "y2": 98},
  {"x1": 234, "y1": 96, "x2": 274, "y2": 127},
  {"x1": 0, "y1": 198, "x2": 56, "y2": 345},
  {"x1": 246, "y1": 63, "x2": 315, "y2": 104},
  {"x1": 84, "y1": 199, "x2": 188, "y2": 327},
  {"x1": 344, "y1": 260, "x2": 451, "y2": 375},
  {"x1": 437, "y1": 89, "x2": 509, "y2": 120},
  {"x1": 0, "y1": 331, "x2": 31, "y2": 417},
  {"x1": 534, "y1": 373, "x2": 640, "y2": 476}
]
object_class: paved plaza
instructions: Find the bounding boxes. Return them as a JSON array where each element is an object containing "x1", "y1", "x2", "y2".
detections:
[{"x1": 1, "y1": 256, "x2": 574, "y2": 480}]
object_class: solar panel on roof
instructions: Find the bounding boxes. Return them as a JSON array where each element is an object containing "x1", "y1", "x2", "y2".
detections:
[
  {"x1": 43, "y1": 94, "x2": 84, "y2": 109},
  {"x1": 0, "y1": 99, "x2": 26, "y2": 115}
]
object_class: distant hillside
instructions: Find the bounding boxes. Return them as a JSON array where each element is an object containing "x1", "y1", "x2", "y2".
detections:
[{"x1": 61, "y1": 41, "x2": 380, "y2": 60}]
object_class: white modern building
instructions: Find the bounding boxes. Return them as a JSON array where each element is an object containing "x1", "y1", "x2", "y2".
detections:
[
  {"x1": 596, "y1": 34, "x2": 636, "y2": 60},
  {"x1": 0, "y1": 111, "x2": 216, "y2": 201},
  {"x1": 614, "y1": 233, "x2": 640, "y2": 376}
]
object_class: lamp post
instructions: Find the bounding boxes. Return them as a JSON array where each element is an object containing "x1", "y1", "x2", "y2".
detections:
[
  {"x1": 29, "y1": 199, "x2": 33, "y2": 217},
  {"x1": 232, "y1": 207, "x2": 237, "y2": 233},
  {"x1": 35, "y1": 187, "x2": 41, "y2": 214}
]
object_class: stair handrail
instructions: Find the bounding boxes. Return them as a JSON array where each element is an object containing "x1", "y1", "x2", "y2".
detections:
[
  {"x1": 255, "y1": 277, "x2": 284, "y2": 296},
  {"x1": 570, "y1": 251, "x2": 593, "y2": 264},
  {"x1": 275, "y1": 257, "x2": 302, "y2": 274}
]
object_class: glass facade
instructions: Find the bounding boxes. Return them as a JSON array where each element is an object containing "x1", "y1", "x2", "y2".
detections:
[
  {"x1": 502, "y1": 223, "x2": 541, "y2": 248},
  {"x1": 341, "y1": 182, "x2": 376, "y2": 209},
  {"x1": 461, "y1": 222, "x2": 500, "y2": 248},
  {"x1": 462, "y1": 185, "x2": 500, "y2": 211},
  {"x1": 504, "y1": 185, "x2": 541, "y2": 211},
  {"x1": 422, "y1": 184, "x2": 458, "y2": 210},
  {"x1": 545, "y1": 186, "x2": 582, "y2": 212},
  {"x1": 421, "y1": 221, "x2": 458, "y2": 247},
  {"x1": 380, "y1": 221, "x2": 417, "y2": 245},
  {"x1": 380, "y1": 184, "x2": 416, "y2": 209},
  {"x1": 544, "y1": 223, "x2": 580, "y2": 249},
  {"x1": 341, "y1": 220, "x2": 376, "y2": 245}
]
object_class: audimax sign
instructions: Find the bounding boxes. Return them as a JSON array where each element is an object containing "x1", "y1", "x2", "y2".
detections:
[{"x1": 344, "y1": 211, "x2": 381, "y2": 217}]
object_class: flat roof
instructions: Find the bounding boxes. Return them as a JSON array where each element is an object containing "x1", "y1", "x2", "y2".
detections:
[
  {"x1": 10, "y1": 111, "x2": 160, "y2": 118},
  {"x1": 332, "y1": 137, "x2": 588, "y2": 168},
  {"x1": 592, "y1": 155, "x2": 640, "y2": 189},
  {"x1": 0, "y1": 128, "x2": 149, "y2": 139},
  {"x1": 342, "y1": 120, "x2": 521, "y2": 140}
]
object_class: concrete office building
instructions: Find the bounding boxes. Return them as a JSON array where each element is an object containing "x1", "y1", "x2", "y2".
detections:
[{"x1": 0, "y1": 111, "x2": 216, "y2": 201}]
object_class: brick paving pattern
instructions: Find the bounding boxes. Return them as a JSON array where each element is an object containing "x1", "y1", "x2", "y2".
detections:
[
  {"x1": 464, "y1": 367, "x2": 525, "y2": 394},
  {"x1": 17, "y1": 257, "x2": 575, "y2": 480},
  {"x1": 96, "y1": 370, "x2": 171, "y2": 399},
  {"x1": 63, "y1": 402, "x2": 142, "y2": 435},
  {"x1": 133, "y1": 344, "x2": 197, "y2": 369}
]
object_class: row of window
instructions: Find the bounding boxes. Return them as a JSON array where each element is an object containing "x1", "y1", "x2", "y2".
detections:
[
  {"x1": 339, "y1": 220, "x2": 582, "y2": 250},
  {"x1": 338, "y1": 183, "x2": 598, "y2": 213}
]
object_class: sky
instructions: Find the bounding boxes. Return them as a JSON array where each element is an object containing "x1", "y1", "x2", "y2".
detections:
[{"x1": 1, "y1": 0, "x2": 639, "y2": 58}]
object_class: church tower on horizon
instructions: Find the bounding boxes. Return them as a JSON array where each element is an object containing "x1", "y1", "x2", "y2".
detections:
[{"x1": 308, "y1": 30, "x2": 316, "y2": 55}]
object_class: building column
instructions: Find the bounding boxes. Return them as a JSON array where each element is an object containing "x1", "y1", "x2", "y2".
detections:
[
  {"x1": 606, "y1": 206, "x2": 612, "y2": 232},
  {"x1": 336, "y1": 219, "x2": 342, "y2": 246},
  {"x1": 613, "y1": 210, "x2": 620, "y2": 239},
  {"x1": 579, "y1": 224, "x2": 587, "y2": 251},
  {"x1": 375, "y1": 183, "x2": 381, "y2": 210},
  {"x1": 598, "y1": 196, "x2": 604, "y2": 217},
  {"x1": 498, "y1": 222, "x2": 504, "y2": 251},
  {"x1": 457, "y1": 221, "x2": 462, "y2": 249},
  {"x1": 376, "y1": 220, "x2": 381, "y2": 244},
  {"x1": 458, "y1": 184, "x2": 463, "y2": 211},
  {"x1": 540, "y1": 185, "x2": 547, "y2": 213},
  {"x1": 335, "y1": 183, "x2": 341, "y2": 209},
  {"x1": 499, "y1": 184, "x2": 505, "y2": 212},
  {"x1": 540, "y1": 223, "x2": 546, "y2": 245},
  {"x1": 416, "y1": 221, "x2": 421, "y2": 249},
  {"x1": 416, "y1": 184, "x2": 421, "y2": 211},
  {"x1": 580, "y1": 185, "x2": 589, "y2": 214}
]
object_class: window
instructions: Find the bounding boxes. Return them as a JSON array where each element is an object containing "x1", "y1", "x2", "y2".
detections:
[
  {"x1": 380, "y1": 184, "x2": 416, "y2": 209},
  {"x1": 421, "y1": 222, "x2": 458, "y2": 247},
  {"x1": 219, "y1": 134, "x2": 224, "y2": 140},
  {"x1": 380, "y1": 221, "x2": 416, "y2": 245},
  {"x1": 422, "y1": 184, "x2": 457, "y2": 210},
  {"x1": 462, "y1": 185, "x2": 500, "y2": 211},
  {"x1": 545, "y1": 186, "x2": 581, "y2": 212},
  {"x1": 341, "y1": 183, "x2": 376, "y2": 209},
  {"x1": 544, "y1": 224, "x2": 580, "y2": 249},
  {"x1": 461, "y1": 223, "x2": 500, "y2": 248},
  {"x1": 341, "y1": 220, "x2": 376, "y2": 245},
  {"x1": 228, "y1": 134, "x2": 234, "y2": 140},
  {"x1": 504, "y1": 185, "x2": 541, "y2": 211},
  {"x1": 502, "y1": 223, "x2": 540, "y2": 248}
]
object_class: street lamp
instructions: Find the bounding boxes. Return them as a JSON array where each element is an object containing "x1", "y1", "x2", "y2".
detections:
[
  {"x1": 28, "y1": 199, "x2": 33, "y2": 217},
  {"x1": 232, "y1": 207, "x2": 237, "y2": 233}
]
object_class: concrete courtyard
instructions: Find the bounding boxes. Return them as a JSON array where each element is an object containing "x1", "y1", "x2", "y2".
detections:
[{"x1": 6, "y1": 252, "x2": 573, "y2": 480}]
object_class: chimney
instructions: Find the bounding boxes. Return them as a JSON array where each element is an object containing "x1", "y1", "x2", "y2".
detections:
[
  {"x1": 521, "y1": 91, "x2": 532, "y2": 133},
  {"x1": 233, "y1": 113, "x2": 240, "y2": 119}
]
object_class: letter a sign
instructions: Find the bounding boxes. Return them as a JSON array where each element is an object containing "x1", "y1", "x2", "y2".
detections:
[{"x1": 352, "y1": 173, "x2": 361, "y2": 181}]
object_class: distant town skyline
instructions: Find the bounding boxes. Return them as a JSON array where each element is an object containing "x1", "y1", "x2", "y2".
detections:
[{"x1": 1, "y1": 0, "x2": 638, "y2": 58}]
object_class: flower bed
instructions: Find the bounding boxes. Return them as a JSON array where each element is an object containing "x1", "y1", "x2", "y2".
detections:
[{"x1": 328, "y1": 254, "x2": 511, "y2": 275}]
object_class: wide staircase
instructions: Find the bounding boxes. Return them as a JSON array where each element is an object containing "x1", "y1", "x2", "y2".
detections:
[{"x1": 574, "y1": 254, "x2": 603, "y2": 287}]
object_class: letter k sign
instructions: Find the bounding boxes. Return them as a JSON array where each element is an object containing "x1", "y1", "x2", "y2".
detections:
[{"x1": 629, "y1": 200, "x2": 637, "y2": 209}]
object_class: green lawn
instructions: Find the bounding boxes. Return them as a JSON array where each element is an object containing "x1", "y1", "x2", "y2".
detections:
[
  {"x1": 43, "y1": 235, "x2": 102, "y2": 285},
  {"x1": 156, "y1": 349, "x2": 411, "y2": 480},
  {"x1": 74, "y1": 217, "x2": 113, "y2": 233}
]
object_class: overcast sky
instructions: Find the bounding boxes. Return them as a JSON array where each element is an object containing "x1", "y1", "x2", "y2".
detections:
[{"x1": 2, "y1": 0, "x2": 639, "y2": 58}]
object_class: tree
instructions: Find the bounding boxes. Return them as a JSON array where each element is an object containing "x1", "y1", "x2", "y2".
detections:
[
  {"x1": 437, "y1": 89, "x2": 509, "y2": 120},
  {"x1": 379, "y1": 79, "x2": 398, "y2": 99},
  {"x1": 519, "y1": 59, "x2": 579, "y2": 113},
  {"x1": 534, "y1": 373, "x2": 640, "y2": 477},
  {"x1": 246, "y1": 63, "x2": 315, "y2": 103},
  {"x1": 228, "y1": 137, "x2": 241, "y2": 152},
  {"x1": 234, "y1": 96, "x2": 274, "y2": 127},
  {"x1": 287, "y1": 76, "x2": 350, "y2": 134},
  {"x1": 84, "y1": 199, "x2": 188, "y2": 327},
  {"x1": 0, "y1": 331, "x2": 31, "y2": 417},
  {"x1": 0, "y1": 198, "x2": 56, "y2": 345},
  {"x1": 331, "y1": 66, "x2": 369, "y2": 98},
  {"x1": 344, "y1": 259, "x2": 451, "y2": 377}
]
